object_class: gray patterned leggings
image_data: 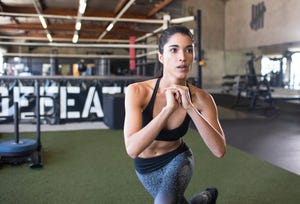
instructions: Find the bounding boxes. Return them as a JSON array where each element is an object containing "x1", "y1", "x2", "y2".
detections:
[{"x1": 135, "y1": 148, "x2": 195, "y2": 204}]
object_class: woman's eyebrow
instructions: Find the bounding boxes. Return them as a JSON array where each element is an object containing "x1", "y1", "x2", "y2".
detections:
[
  {"x1": 168, "y1": 44, "x2": 179, "y2": 48},
  {"x1": 168, "y1": 44, "x2": 193, "y2": 48}
]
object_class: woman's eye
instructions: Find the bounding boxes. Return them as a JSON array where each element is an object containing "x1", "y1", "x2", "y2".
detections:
[
  {"x1": 170, "y1": 48, "x2": 177, "y2": 53},
  {"x1": 186, "y1": 48, "x2": 193, "y2": 54}
]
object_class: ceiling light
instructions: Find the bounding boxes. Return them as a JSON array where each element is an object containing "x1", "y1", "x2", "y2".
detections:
[
  {"x1": 72, "y1": 33, "x2": 79, "y2": 43},
  {"x1": 75, "y1": 21, "x2": 82, "y2": 30},
  {"x1": 39, "y1": 15, "x2": 47, "y2": 29},
  {"x1": 80, "y1": 0, "x2": 87, "y2": 5},
  {"x1": 46, "y1": 33, "x2": 53, "y2": 42},
  {"x1": 106, "y1": 23, "x2": 114, "y2": 32},
  {"x1": 79, "y1": 2, "x2": 87, "y2": 14}
]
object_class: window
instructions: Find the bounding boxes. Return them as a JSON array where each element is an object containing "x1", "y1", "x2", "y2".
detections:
[
  {"x1": 261, "y1": 56, "x2": 286, "y2": 87},
  {"x1": 0, "y1": 52, "x2": 3, "y2": 75},
  {"x1": 291, "y1": 53, "x2": 300, "y2": 89}
]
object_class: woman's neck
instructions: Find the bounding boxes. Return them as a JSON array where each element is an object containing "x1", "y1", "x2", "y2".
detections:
[{"x1": 160, "y1": 76, "x2": 186, "y2": 87}]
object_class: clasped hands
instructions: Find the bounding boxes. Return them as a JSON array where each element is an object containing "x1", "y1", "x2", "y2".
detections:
[{"x1": 164, "y1": 85, "x2": 192, "y2": 111}]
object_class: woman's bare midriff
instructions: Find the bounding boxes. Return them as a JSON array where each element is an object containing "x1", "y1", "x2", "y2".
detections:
[{"x1": 138, "y1": 139, "x2": 182, "y2": 158}]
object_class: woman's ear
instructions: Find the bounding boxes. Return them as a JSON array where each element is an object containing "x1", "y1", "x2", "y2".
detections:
[{"x1": 158, "y1": 52, "x2": 164, "y2": 64}]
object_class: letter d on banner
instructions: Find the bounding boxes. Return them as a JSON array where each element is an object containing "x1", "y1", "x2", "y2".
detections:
[{"x1": 129, "y1": 36, "x2": 136, "y2": 71}]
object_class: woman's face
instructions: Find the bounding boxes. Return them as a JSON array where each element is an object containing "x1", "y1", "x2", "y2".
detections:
[{"x1": 158, "y1": 33, "x2": 194, "y2": 79}]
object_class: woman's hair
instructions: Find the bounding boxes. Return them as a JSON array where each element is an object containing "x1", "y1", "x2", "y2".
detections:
[{"x1": 158, "y1": 26, "x2": 194, "y2": 54}]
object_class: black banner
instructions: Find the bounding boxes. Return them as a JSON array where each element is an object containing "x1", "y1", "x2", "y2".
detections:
[{"x1": 0, "y1": 76, "x2": 150, "y2": 124}]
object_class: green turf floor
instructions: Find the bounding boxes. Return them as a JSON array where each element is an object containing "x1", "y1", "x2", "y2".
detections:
[{"x1": 0, "y1": 129, "x2": 299, "y2": 204}]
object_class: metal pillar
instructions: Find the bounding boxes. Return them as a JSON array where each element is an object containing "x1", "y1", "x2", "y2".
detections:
[
  {"x1": 49, "y1": 49, "x2": 58, "y2": 75},
  {"x1": 14, "y1": 102, "x2": 19, "y2": 144},
  {"x1": 35, "y1": 80, "x2": 41, "y2": 151},
  {"x1": 196, "y1": 9, "x2": 202, "y2": 88}
]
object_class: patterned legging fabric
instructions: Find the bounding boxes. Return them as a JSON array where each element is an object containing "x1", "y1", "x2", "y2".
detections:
[{"x1": 135, "y1": 148, "x2": 195, "y2": 204}]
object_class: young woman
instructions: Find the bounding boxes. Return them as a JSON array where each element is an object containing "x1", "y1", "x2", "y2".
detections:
[{"x1": 123, "y1": 26, "x2": 226, "y2": 204}]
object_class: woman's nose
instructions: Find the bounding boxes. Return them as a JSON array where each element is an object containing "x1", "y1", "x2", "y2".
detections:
[{"x1": 178, "y1": 50, "x2": 186, "y2": 61}]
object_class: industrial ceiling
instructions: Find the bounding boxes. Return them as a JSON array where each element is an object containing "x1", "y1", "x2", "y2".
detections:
[{"x1": 0, "y1": 0, "x2": 187, "y2": 49}]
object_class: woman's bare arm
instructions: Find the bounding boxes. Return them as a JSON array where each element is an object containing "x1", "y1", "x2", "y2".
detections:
[
  {"x1": 167, "y1": 85, "x2": 226, "y2": 158},
  {"x1": 123, "y1": 83, "x2": 178, "y2": 159}
]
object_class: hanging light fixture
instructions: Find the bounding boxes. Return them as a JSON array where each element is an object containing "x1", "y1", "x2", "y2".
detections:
[{"x1": 72, "y1": 0, "x2": 88, "y2": 43}]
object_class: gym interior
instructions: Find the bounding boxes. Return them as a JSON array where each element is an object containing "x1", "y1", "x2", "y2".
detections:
[{"x1": 0, "y1": 0, "x2": 299, "y2": 203}]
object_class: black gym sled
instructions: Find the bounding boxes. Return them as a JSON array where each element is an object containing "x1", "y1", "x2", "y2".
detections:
[{"x1": 0, "y1": 82, "x2": 43, "y2": 168}]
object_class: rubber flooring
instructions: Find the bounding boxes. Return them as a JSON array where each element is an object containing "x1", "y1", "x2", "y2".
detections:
[
  {"x1": 1, "y1": 100, "x2": 299, "y2": 176},
  {"x1": 217, "y1": 102, "x2": 300, "y2": 176}
]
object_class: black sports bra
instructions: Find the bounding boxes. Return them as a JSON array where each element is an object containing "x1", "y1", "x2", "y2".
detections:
[{"x1": 142, "y1": 78, "x2": 191, "y2": 141}]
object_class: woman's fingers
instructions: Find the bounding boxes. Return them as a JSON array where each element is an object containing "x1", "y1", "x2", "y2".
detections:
[
  {"x1": 165, "y1": 88, "x2": 181, "y2": 103},
  {"x1": 165, "y1": 86, "x2": 191, "y2": 109}
]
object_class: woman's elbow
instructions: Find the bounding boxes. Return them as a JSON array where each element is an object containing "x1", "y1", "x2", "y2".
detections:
[
  {"x1": 215, "y1": 149, "x2": 226, "y2": 158},
  {"x1": 125, "y1": 145, "x2": 139, "y2": 159},
  {"x1": 216, "y1": 146, "x2": 226, "y2": 158},
  {"x1": 126, "y1": 151, "x2": 138, "y2": 159},
  {"x1": 215, "y1": 136, "x2": 226, "y2": 158}
]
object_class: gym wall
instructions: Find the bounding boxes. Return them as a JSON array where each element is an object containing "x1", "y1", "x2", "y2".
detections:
[
  {"x1": 225, "y1": 0, "x2": 300, "y2": 50},
  {"x1": 183, "y1": 0, "x2": 226, "y2": 89}
]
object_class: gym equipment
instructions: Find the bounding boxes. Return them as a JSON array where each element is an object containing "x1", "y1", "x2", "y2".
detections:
[
  {"x1": 222, "y1": 52, "x2": 300, "y2": 111},
  {"x1": 102, "y1": 93, "x2": 125, "y2": 129},
  {"x1": 232, "y1": 52, "x2": 272, "y2": 109},
  {"x1": 0, "y1": 81, "x2": 42, "y2": 168}
]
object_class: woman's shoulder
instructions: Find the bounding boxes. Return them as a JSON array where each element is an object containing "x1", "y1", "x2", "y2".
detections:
[
  {"x1": 128, "y1": 78, "x2": 156, "y2": 90},
  {"x1": 126, "y1": 78, "x2": 158, "y2": 107},
  {"x1": 188, "y1": 84, "x2": 213, "y2": 101},
  {"x1": 126, "y1": 78, "x2": 157, "y2": 96}
]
